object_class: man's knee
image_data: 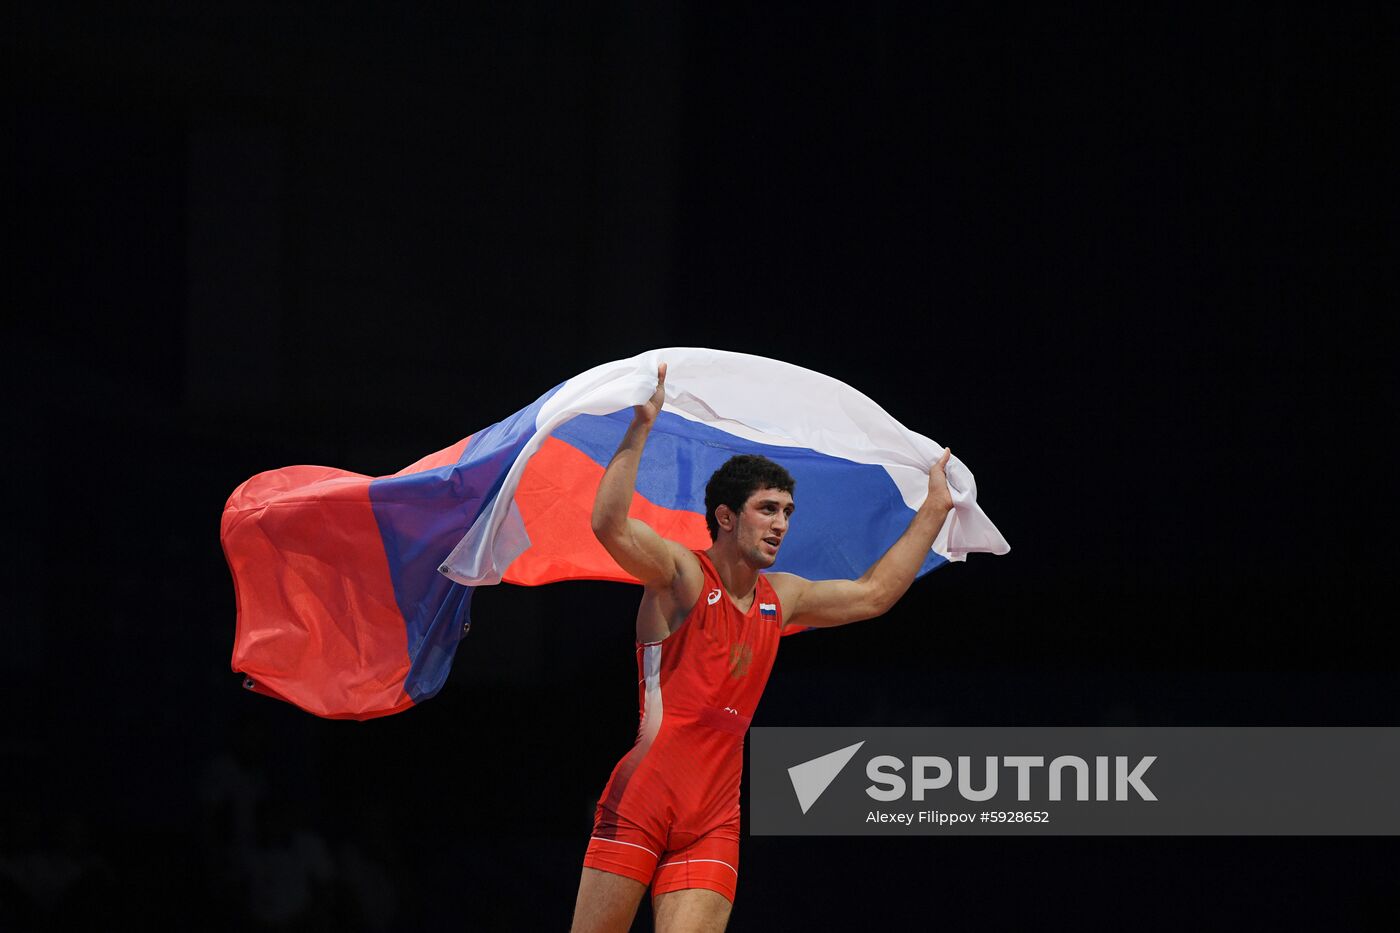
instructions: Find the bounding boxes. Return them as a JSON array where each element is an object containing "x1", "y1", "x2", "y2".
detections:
[{"x1": 652, "y1": 887, "x2": 733, "y2": 933}]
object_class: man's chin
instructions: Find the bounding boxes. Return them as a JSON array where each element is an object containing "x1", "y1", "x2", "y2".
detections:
[{"x1": 752, "y1": 548, "x2": 779, "y2": 568}]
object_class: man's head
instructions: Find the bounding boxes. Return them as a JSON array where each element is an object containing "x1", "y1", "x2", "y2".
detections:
[{"x1": 705, "y1": 455, "x2": 796, "y2": 565}]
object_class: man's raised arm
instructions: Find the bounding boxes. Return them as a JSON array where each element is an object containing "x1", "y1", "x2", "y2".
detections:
[
  {"x1": 590, "y1": 364, "x2": 684, "y2": 588},
  {"x1": 771, "y1": 448, "x2": 955, "y2": 629}
]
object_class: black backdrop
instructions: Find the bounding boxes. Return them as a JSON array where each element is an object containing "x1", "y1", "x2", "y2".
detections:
[{"x1": 10, "y1": 4, "x2": 1397, "y2": 929}]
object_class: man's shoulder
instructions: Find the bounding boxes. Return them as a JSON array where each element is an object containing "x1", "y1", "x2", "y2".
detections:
[
  {"x1": 669, "y1": 541, "x2": 706, "y2": 578},
  {"x1": 763, "y1": 572, "x2": 806, "y2": 606},
  {"x1": 640, "y1": 540, "x2": 705, "y2": 610}
]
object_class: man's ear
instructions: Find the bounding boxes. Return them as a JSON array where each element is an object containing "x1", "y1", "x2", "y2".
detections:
[{"x1": 715, "y1": 504, "x2": 734, "y2": 533}]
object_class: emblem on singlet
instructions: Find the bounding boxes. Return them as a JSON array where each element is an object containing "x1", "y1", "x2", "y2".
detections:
[
  {"x1": 707, "y1": 588, "x2": 722, "y2": 605},
  {"x1": 728, "y1": 643, "x2": 753, "y2": 678}
]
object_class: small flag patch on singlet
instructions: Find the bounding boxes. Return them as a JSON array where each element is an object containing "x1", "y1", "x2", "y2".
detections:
[{"x1": 759, "y1": 602, "x2": 778, "y2": 619}]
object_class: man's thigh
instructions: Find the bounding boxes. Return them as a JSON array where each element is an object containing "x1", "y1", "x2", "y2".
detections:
[
  {"x1": 652, "y1": 887, "x2": 733, "y2": 933},
  {"x1": 570, "y1": 867, "x2": 648, "y2": 933}
]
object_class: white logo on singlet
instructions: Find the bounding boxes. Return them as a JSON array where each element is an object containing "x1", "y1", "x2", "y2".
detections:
[{"x1": 707, "y1": 589, "x2": 722, "y2": 605}]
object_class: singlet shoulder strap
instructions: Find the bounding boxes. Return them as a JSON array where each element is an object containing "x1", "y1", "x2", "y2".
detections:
[
  {"x1": 685, "y1": 550, "x2": 720, "y2": 614},
  {"x1": 691, "y1": 549, "x2": 719, "y2": 582},
  {"x1": 755, "y1": 572, "x2": 783, "y2": 617}
]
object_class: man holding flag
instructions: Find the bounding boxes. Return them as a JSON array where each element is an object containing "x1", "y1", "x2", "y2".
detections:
[{"x1": 571, "y1": 363, "x2": 955, "y2": 933}]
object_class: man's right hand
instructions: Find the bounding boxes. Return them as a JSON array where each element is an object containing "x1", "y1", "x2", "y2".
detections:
[{"x1": 634, "y1": 363, "x2": 667, "y2": 426}]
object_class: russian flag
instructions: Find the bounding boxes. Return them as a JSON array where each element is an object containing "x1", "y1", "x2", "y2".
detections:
[{"x1": 221, "y1": 348, "x2": 1008, "y2": 720}]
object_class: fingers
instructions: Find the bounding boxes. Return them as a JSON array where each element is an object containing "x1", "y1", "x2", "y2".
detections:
[
  {"x1": 927, "y1": 448, "x2": 955, "y2": 513},
  {"x1": 636, "y1": 362, "x2": 666, "y2": 421},
  {"x1": 931, "y1": 449, "x2": 952, "y2": 490},
  {"x1": 654, "y1": 362, "x2": 668, "y2": 409}
]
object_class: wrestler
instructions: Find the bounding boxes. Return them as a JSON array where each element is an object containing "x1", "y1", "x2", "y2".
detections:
[{"x1": 570, "y1": 363, "x2": 953, "y2": 933}]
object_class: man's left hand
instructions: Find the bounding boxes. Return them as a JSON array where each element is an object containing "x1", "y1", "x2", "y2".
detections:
[{"x1": 926, "y1": 448, "x2": 954, "y2": 515}]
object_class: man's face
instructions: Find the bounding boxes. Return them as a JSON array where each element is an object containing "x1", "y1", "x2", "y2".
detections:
[{"x1": 734, "y1": 487, "x2": 794, "y2": 568}]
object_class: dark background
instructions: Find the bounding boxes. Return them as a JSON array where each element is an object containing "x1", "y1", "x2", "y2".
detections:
[{"x1": 9, "y1": 3, "x2": 1397, "y2": 929}]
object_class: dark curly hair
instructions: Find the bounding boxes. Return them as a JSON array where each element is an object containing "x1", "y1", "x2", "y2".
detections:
[{"x1": 704, "y1": 455, "x2": 796, "y2": 541}]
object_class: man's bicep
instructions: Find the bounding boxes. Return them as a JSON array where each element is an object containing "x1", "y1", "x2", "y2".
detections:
[
  {"x1": 596, "y1": 518, "x2": 681, "y2": 588},
  {"x1": 776, "y1": 575, "x2": 881, "y2": 629}
]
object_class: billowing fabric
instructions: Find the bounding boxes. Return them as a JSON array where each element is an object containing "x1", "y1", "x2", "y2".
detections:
[{"x1": 221, "y1": 348, "x2": 1009, "y2": 720}]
